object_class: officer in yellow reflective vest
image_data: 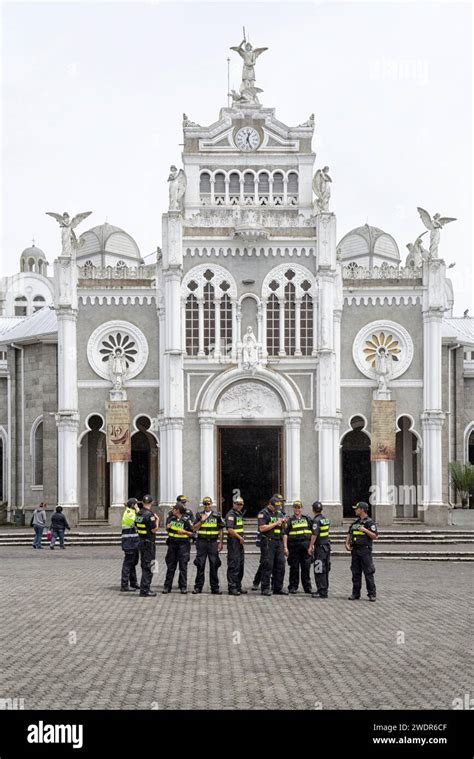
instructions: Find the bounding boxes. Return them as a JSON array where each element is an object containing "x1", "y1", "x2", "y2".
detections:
[
  {"x1": 283, "y1": 500, "x2": 313, "y2": 594},
  {"x1": 225, "y1": 496, "x2": 247, "y2": 596},
  {"x1": 258, "y1": 495, "x2": 288, "y2": 596},
  {"x1": 192, "y1": 497, "x2": 225, "y2": 594},
  {"x1": 345, "y1": 501, "x2": 379, "y2": 602},
  {"x1": 135, "y1": 495, "x2": 159, "y2": 597},
  {"x1": 308, "y1": 501, "x2": 331, "y2": 598},
  {"x1": 163, "y1": 503, "x2": 194, "y2": 594},
  {"x1": 120, "y1": 498, "x2": 140, "y2": 592}
]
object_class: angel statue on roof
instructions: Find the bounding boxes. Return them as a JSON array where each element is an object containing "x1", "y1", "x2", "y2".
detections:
[
  {"x1": 45, "y1": 211, "x2": 92, "y2": 257},
  {"x1": 417, "y1": 207, "x2": 457, "y2": 258},
  {"x1": 230, "y1": 30, "x2": 268, "y2": 104}
]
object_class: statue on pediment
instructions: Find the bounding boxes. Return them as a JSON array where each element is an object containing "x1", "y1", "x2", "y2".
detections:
[
  {"x1": 312, "y1": 166, "x2": 332, "y2": 213},
  {"x1": 230, "y1": 34, "x2": 267, "y2": 105},
  {"x1": 168, "y1": 165, "x2": 187, "y2": 211}
]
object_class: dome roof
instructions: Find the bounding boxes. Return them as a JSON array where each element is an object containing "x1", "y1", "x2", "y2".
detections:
[
  {"x1": 77, "y1": 222, "x2": 142, "y2": 263},
  {"x1": 337, "y1": 224, "x2": 399, "y2": 264},
  {"x1": 21, "y1": 244, "x2": 46, "y2": 259}
]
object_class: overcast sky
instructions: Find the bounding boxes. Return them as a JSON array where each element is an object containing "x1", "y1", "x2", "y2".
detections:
[{"x1": 1, "y1": 1, "x2": 472, "y2": 312}]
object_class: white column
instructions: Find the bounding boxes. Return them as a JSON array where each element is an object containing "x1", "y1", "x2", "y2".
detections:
[
  {"x1": 199, "y1": 416, "x2": 216, "y2": 501},
  {"x1": 54, "y1": 254, "x2": 80, "y2": 525},
  {"x1": 420, "y1": 258, "x2": 447, "y2": 524},
  {"x1": 278, "y1": 298, "x2": 286, "y2": 356},
  {"x1": 210, "y1": 179, "x2": 215, "y2": 205},
  {"x1": 224, "y1": 176, "x2": 230, "y2": 206},
  {"x1": 294, "y1": 298, "x2": 302, "y2": 356},
  {"x1": 283, "y1": 176, "x2": 288, "y2": 205},
  {"x1": 316, "y1": 418, "x2": 341, "y2": 506},
  {"x1": 231, "y1": 300, "x2": 238, "y2": 362},
  {"x1": 110, "y1": 461, "x2": 127, "y2": 509},
  {"x1": 284, "y1": 415, "x2": 301, "y2": 501}
]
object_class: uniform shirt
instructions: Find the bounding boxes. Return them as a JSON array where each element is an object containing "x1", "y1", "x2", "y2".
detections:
[
  {"x1": 285, "y1": 514, "x2": 313, "y2": 543},
  {"x1": 194, "y1": 509, "x2": 225, "y2": 540},
  {"x1": 121, "y1": 506, "x2": 139, "y2": 551},
  {"x1": 257, "y1": 507, "x2": 286, "y2": 541},
  {"x1": 311, "y1": 514, "x2": 331, "y2": 545},
  {"x1": 135, "y1": 508, "x2": 158, "y2": 542},
  {"x1": 225, "y1": 508, "x2": 245, "y2": 541},
  {"x1": 348, "y1": 516, "x2": 378, "y2": 549},
  {"x1": 165, "y1": 513, "x2": 194, "y2": 542},
  {"x1": 167, "y1": 507, "x2": 194, "y2": 523}
]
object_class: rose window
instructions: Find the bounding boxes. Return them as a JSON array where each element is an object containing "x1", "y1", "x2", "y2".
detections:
[
  {"x1": 363, "y1": 332, "x2": 401, "y2": 368},
  {"x1": 99, "y1": 332, "x2": 138, "y2": 368}
]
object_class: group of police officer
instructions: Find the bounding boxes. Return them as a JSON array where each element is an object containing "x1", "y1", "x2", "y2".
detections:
[{"x1": 120, "y1": 493, "x2": 379, "y2": 600}]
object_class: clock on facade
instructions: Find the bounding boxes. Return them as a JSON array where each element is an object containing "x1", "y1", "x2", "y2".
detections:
[{"x1": 234, "y1": 127, "x2": 260, "y2": 151}]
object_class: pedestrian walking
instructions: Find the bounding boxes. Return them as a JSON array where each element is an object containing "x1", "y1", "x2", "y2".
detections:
[
  {"x1": 31, "y1": 503, "x2": 47, "y2": 549},
  {"x1": 50, "y1": 506, "x2": 71, "y2": 550}
]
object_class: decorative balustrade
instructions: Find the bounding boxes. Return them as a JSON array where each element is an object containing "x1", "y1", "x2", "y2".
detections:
[
  {"x1": 78, "y1": 264, "x2": 155, "y2": 281},
  {"x1": 200, "y1": 194, "x2": 298, "y2": 208},
  {"x1": 342, "y1": 263, "x2": 422, "y2": 280}
]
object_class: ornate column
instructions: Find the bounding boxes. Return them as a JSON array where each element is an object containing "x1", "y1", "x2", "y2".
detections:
[
  {"x1": 314, "y1": 212, "x2": 342, "y2": 524},
  {"x1": 199, "y1": 414, "x2": 216, "y2": 501},
  {"x1": 53, "y1": 244, "x2": 80, "y2": 525},
  {"x1": 158, "y1": 209, "x2": 185, "y2": 518},
  {"x1": 420, "y1": 257, "x2": 447, "y2": 525},
  {"x1": 284, "y1": 415, "x2": 302, "y2": 502},
  {"x1": 197, "y1": 299, "x2": 205, "y2": 357}
]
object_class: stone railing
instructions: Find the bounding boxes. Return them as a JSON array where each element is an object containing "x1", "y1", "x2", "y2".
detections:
[
  {"x1": 342, "y1": 263, "x2": 422, "y2": 280},
  {"x1": 200, "y1": 194, "x2": 299, "y2": 208},
  {"x1": 78, "y1": 264, "x2": 155, "y2": 281}
]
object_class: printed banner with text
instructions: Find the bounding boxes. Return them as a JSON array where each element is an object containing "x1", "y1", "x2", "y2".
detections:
[{"x1": 106, "y1": 400, "x2": 131, "y2": 462}]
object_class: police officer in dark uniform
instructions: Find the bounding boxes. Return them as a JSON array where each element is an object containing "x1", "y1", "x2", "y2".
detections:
[
  {"x1": 135, "y1": 494, "x2": 159, "y2": 597},
  {"x1": 283, "y1": 500, "x2": 313, "y2": 594},
  {"x1": 163, "y1": 503, "x2": 194, "y2": 594},
  {"x1": 252, "y1": 493, "x2": 285, "y2": 591},
  {"x1": 345, "y1": 501, "x2": 379, "y2": 601},
  {"x1": 258, "y1": 494, "x2": 288, "y2": 596},
  {"x1": 168, "y1": 495, "x2": 195, "y2": 554},
  {"x1": 225, "y1": 496, "x2": 247, "y2": 596},
  {"x1": 120, "y1": 498, "x2": 141, "y2": 592},
  {"x1": 308, "y1": 501, "x2": 331, "y2": 598},
  {"x1": 192, "y1": 497, "x2": 225, "y2": 594}
]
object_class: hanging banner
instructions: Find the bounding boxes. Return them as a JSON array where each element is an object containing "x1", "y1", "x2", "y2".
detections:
[
  {"x1": 105, "y1": 401, "x2": 131, "y2": 462},
  {"x1": 371, "y1": 400, "x2": 396, "y2": 461}
]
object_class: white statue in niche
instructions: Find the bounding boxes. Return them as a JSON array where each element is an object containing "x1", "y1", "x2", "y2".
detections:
[
  {"x1": 374, "y1": 346, "x2": 393, "y2": 396},
  {"x1": 242, "y1": 326, "x2": 260, "y2": 371},
  {"x1": 109, "y1": 347, "x2": 127, "y2": 391}
]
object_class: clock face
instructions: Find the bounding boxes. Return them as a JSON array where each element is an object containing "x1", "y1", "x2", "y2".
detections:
[{"x1": 235, "y1": 127, "x2": 260, "y2": 151}]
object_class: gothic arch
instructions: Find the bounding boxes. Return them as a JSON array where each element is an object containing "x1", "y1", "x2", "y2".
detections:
[
  {"x1": 261, "y1": 263, "x2": 317, "y2": 300},
  {"x1": 181, "y1": 263, "x2": 238, "y2": 300},
  {"x1": 199, "y1": 367, "x2": 302, "y2": 415}
]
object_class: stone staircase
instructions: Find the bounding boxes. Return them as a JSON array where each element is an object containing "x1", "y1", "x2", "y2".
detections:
[{"x1": 1, "y1": 526, "x2": 473, "y2": 560}]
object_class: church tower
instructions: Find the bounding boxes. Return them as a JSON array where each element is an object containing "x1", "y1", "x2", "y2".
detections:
[{"x1": 158, "y1": 36, "x2": 342, "y2": 519}]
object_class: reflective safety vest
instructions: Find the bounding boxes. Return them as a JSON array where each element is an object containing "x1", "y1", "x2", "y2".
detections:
[
  {"x1": 122, "y1": 507, "x2": 137, "y2": 530},
  {"x1": 197, "y1": 511, "x2": 221, "y2": 540},
  {"x1": 286, "y1": 516, "x2": 312, "y2": 541},
  {"x1": 167, "y1": 518, "x2": 190, "y2": 540},
  {"x1": 227, "y1": 510, "x2": 244, "y2": 537},
  {"x1": 349, "y1": 518, "x2": 375, "y2": 548},
  {"x1": 316, "y1": 517, "x2": 330, "y2": 540},
  {"x1": 135, "y1": 509, "x2": 156, "y2": 540},
  {"x1": 121, "y1": 507, "x2": 138, "y2": 550}
]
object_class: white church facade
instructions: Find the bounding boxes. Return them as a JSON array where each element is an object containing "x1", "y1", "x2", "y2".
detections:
[{"x1": 1, "y1": 40, "x2": 473, "y2": 528}]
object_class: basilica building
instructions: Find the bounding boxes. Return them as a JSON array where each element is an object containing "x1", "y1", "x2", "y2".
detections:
[{"x1": 0, "y1": 41, "x2": 473, "y2": 528}]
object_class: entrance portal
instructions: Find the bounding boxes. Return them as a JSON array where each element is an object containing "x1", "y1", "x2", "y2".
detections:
[
  {"x1": 341, "y1": 416, "x2": 371, "y2": 518},
  {"x1": 218, "y1": 426, "x2": 282, "y2": 517}
]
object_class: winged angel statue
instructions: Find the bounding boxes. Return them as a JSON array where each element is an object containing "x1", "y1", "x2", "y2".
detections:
[
  {"x1": 45, "y1": 211, "x2": 92, "y2": 257},
  {"x1": 230, "y1": 36, "x2": 268, "y2": 105},
  {"x1": 417, "y1": 207, "x2": 456, "y2": 258},
  {"x1": 312, "y1": 166, "x2": 332, "y2": 213},
  {"x1": 168, "y1": 166, "x2": 187, "y2": 211}
]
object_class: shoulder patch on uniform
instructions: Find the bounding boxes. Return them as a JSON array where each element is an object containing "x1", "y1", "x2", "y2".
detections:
[{"x1": 258, "y1": 512, "x2": 264, "y2": 519}]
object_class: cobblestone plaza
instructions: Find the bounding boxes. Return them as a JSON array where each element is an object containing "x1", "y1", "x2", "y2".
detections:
[{"x1": 1, "y1": 546, "x2": 471, "y2": 711}]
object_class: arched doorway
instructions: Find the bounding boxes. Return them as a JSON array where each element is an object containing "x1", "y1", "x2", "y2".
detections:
[
  {"x1": 80, "y1": 415, "x2": 110, "y2": 519},
  {"x1": 341, "y1": 416, "x2": 371, "y2": 518},
  {"x1": 128, "y1": 416, "x2": 159, "y2": 501},
  {"x1": 394, "y1": 416, "x2": 420, "y2": 517}
]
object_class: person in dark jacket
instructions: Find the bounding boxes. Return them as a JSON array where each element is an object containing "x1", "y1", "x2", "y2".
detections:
[{"x1": 50, "y1": 506, "x2": 71, "y2": 550}]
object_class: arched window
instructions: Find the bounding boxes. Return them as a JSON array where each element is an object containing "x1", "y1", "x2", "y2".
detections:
[
  {"x1": 287, "y1": 172, "x2": 299, "y2": 194},
  {"x1": 199, "y1": 172, "x2": 211, "y2": 196},
  {"x1": 33, "y1": 419, "x2": 43, "y2": 487},
  {"x1": 258, "y1": 173, "x2": 270, "y2": 203},
  {"x1": 263, "y1": 266, "x2": 316, "y2": 357},
  {"x1": 243, "y1": 172, "x2": 254, "y2": 197},
  {"x1": 229, "y1": 172, "x2": 240, "y2": 199},
  {"x1": 116, "y1": 260, "x2": 126, "y2": 269},
  {"x1": 185, "y1": 291, "x2": 199, "y2": 356},
  {"x1": 266, "y1": 294, "x2": 280, "y2": 356},
  {"x1": 33, "y1": 295, "x2": 45, "y2": 312},
  {"x1": 182, "y1": 265, "x2": 237, "y2": 358},
  {"x1": 14, "y1": 296, "x2": 27, "y2": 316},
  {"x1": 37, "y1": 260, "x2": 43, "y2": 274},
  {"x1": 28, "y1": 258, "x2": 35, "y2": 272},
  {"x1": 203, "y1": 280, "x2": 215, "y2": 355},
  {"x1": 272, "y1": 172, "x2": 284, "y2": 205}
]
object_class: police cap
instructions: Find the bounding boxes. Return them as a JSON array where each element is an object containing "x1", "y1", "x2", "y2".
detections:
[
  {"x1": 142, "y1": 494, "x2": 153, "y2": 504},
  {"x1": 202, "y1": 496, "x2": 212, "y2": 505},
  {"x1": 353, "y1": 501, "x2": 369, "y2": 512},
  {"x1": 176, "y1": 494, "x2": 189, "y2": 503},
  {"x1": 292, "y1": 500, "x2": 303, "y2": 508},
  {"x1": 127, "y1": 498, "x2": 138, "y2": 508},
  {"x1": 312, "y1": 501, "x2": 323, "y2": 513}
]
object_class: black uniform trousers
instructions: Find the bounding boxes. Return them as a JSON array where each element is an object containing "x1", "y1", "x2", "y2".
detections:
[
  {"x1": 227, "y1": 539, "x2": 244, "y2": 591},
  {"x1": 351, "y1": 546, "x2": 376, "y2": 597},
  {"x1": 287, "y1": 540, "x2": 312, "y2": 592},
  {"x1": 164, "y1": 541, "x2": 190, "y2": 590},
  {"x1": 121, "y1": 548, "x2": 139, "y2": 589},
  {"x1": 253, "y1": 545, "x2": 263, "y2": 587},
  {"x1": 260, "y1": 539, "x2": 285, "y2": 593},
  {"x1": 313, "y1": 544, "x2": 331, "y2": 597},
  {"x1": 194, "y1": 539, "x2": 221, "y2": 591},
  {"x1": 139, "y1": 540, "x2": 156, "y2": 594}
]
